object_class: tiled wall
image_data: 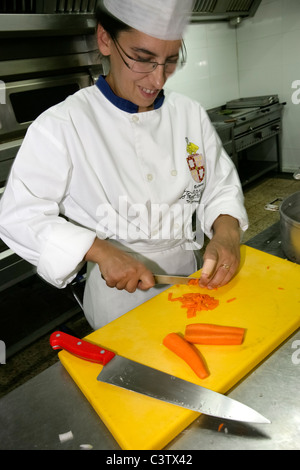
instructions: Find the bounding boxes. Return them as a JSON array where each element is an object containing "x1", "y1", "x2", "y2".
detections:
[
  {"x1": 166, "y1": 0, "x2": 300, "y2": 172},
  {"x1": 166, "y1": 21, "x2": 239, "y2": 109},
  {"x1": 237, "y1": 0, "x2": 300, "y2": 172}
]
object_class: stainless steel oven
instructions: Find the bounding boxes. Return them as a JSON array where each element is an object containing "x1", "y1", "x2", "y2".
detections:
[
  {"x1": 207, "y1": 95, "x2": 285, "y2": 186},
  {"x1": 0, "y1": 1, "x2": 101, "y2": 356}
]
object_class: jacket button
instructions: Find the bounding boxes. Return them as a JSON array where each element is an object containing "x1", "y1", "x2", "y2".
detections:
[
  {"x1": 146, "y1": 174, "x2": 153, "y2": 181},
  {"x1": 171, "y1": 170, "x2": 177, "y2": 176}
]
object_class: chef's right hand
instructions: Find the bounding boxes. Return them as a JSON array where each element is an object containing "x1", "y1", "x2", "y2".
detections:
[{"x1": 84, "y1": 238, "x2": 155, "y2": 293}]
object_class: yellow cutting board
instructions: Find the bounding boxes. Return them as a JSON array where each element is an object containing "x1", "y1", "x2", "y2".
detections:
[{"x1": 58, "y1": 246, "x2": 300, "y2": 450}]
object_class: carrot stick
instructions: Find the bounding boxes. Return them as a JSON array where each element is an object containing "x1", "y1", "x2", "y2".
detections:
[
  {"x1": 163, "y1": 332, "x2": 209, "y2": 379},
  {"x1": 184, "y1": 323, "x2": 245, "y2": 345}
]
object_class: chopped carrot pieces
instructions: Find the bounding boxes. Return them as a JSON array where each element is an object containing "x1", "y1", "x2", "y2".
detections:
[
  {"x1": 163, "y1": 332, "x2": 209, "y2": 379},
  {"x1": 168, "y1": 292, "x2": 219, "y2": 317},
  {"x1": 184, "y1": 323, "x2": 245, "y2": 345},
  {"x1": 187, "y1": 279, "x2": 199, "y2": 286},
  {"x1": 226, "y1": 297, "x2": 236, "y2": 303}
]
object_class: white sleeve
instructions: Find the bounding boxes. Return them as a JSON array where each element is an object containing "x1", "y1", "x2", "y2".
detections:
[
  {"x1": 199, "y1": 107, "x2": 249, "y2": 238},
  {"x1": 0, "y1": 121, "x2": 96, "y2": 288}
]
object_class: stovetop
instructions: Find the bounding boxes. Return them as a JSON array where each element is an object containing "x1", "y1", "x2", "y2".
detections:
[{"x1": 207, "y1": 95, "x2": 283, "y2": 129}]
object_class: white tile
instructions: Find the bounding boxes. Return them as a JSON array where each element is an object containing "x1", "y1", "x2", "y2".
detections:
[
  {"x1": 282, "y1": 0, "x2": 300, "y2": 33},
  {"x1": 281, "y1": 148, "x2": 300, "y2": 172},
  {"x1": 282, "y1": 61, "x2": 300, "y2": 100},
  {"x1": 206, "y1": 22, "x2": 236, "y2": 47},
  {"x1": 208, "y1": 44, "x2": 238, "y2": 77},
  {"x1": 184, "y1": 47, "x2": 210, "y2": 79},
  {"x1": 184, "y1": 23, "x2": 207, "y2": 49},
  {"x1": 281, "y1": 101, "x2": 300, "y2": 150},
  {"x1": 238, "y1": 65, "x2": 283, "y2": 97},
  {"x1": 237, "y1": 0, "x2": 282, "y2": 43},
  {"x1": 282, "y1": 29, "x2": 300, "y2": 66},
  {"x1": 209, "y1": 73, "x2": 240, "y2": 106},
  {"x1": 237, "y1": 34, "x2": 283, "y2": 71},
  {"x1": 165, "y1": 76, "x2": 213, "y2": 108}
]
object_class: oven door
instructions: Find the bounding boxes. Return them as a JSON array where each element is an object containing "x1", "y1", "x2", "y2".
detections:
[{"x1": 0, "y1": 73, "x2": 94, "y2": 356}]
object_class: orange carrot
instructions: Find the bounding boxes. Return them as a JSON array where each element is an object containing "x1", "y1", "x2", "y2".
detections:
[
  {"x1": 188, "y1": 279, "x2": 199, "y2": 286},
  {"x1": 184, "y1": 323, "x2": 245, "y2": 345},
  {"x1": 163, "y1": 332, "x2": 209, "y2": 379},
  {"x1": 226, "y1": 297, "x2": 236, "y2": 303},
  {"x1": 168, "y1": 292, "x2": 219, "y2": 317}
]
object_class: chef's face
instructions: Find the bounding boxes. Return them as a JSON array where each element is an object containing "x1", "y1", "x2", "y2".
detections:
[{"x1": 97, "y1": 27, "x2": 182, "y2": 112}]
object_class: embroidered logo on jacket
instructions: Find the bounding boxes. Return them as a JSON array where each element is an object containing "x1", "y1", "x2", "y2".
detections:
[{"x1": 185, "y1": 137, "x2": 205, "y2": 183}]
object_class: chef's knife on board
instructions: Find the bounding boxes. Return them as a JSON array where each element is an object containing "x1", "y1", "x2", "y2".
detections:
[
  {"x1": 153, "y1": 274, "x2": 199, "y2": 285},
  {"x1": 50, "y1": 331, "x2": 270, "y2": 424}
]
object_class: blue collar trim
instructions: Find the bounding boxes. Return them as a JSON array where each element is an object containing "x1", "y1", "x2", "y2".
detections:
[{"x1": 95, "y1": 75, "x2": 165, "y2": 113}]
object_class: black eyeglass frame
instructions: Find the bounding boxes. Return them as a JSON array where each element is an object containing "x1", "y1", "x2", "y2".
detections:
[{"x1": 111, "y1": 35, "x2": 187, "y2": 74}]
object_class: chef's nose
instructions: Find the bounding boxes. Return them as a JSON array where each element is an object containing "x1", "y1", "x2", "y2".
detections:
[{"x1": 150, "y1": 64, "x2": 167, "y2": 89}]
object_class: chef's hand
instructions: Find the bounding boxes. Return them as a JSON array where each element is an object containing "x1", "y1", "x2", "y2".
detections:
[
  {"x1": 199, "y1": 215, "x2": 241, "y2": 290},
  {"x1": 84, "y1": 238, "x2": 155, "y2": 293}
]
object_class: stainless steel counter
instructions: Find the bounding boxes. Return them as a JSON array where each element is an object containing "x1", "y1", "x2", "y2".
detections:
[{"x1": 1, "y1": 223, "x2": 299, "y2": 451}]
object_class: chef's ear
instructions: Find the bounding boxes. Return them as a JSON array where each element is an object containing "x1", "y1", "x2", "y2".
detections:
[{"x1": 97, "y1": 24, "x2": 112, "y2": 56}]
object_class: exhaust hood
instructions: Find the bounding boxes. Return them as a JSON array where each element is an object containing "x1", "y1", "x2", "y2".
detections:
[{"x1": 191, "y1": 0, "x2": 262, "y2": 24}]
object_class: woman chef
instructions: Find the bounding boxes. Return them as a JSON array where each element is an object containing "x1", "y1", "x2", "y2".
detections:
[{"x1": 0, "y1": 0, "x2": 248, "y2": 330}]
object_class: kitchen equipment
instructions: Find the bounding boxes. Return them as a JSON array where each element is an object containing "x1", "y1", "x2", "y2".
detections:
[
  {"x1": 50, "y1": 331, "x2": 270, "y2": 424},
  {"x1": 154, "y1": 274, "x2": 199, "y2": 285},
  {"x1": 226, "y1": 95, "x2": 279, "y2": 108},
  {"x1": 56, "y1": 245, "x2": 300, "y2": 450},
  {"x1": 191, "y1": 0, "x2": 262, "y2": 23},
  {"x1": 207, "y1": 95, "x2": 285, "y2": 186},
  {"x1": 0, "y1": 3, "x2": 102, "y2": 356},
  {"x1": 280, "y1": 192, "x2": 300, "y2": 264}
]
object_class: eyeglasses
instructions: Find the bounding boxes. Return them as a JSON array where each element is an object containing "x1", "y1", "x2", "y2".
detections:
[{"x1": 111, "y1": 36, "x2": 186, "y2": 74}]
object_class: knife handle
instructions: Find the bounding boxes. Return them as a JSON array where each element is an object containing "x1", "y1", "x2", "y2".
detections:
[{"x1": 50, "y1": 331, "x2": 115, "y2": 365}]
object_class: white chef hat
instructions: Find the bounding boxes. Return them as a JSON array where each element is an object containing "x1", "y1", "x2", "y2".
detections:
[{"x1": 102, "y1": 0, "x2": 195, "y2": 40}]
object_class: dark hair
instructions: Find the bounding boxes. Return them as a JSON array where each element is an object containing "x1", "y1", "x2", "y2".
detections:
[{"x1": 95, "y1": 4, "x2": 132, "y2": 39}]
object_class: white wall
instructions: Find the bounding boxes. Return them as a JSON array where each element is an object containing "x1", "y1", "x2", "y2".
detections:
[
  {"x1": 166, "y1": 0, "x2": 300, "y2": 173},
  {"x1": 166, "y1": 21, "x2": 239, "y2": 109},
  {"x1": 236, "y1": 0, "x2": 300, "y2": 172}
]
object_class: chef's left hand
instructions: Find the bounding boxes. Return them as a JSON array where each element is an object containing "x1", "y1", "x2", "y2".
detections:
[{"x1": 198, "y1": 215, "x2": 241, "y2": 289}]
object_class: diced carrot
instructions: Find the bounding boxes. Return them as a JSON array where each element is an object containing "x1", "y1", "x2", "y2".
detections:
[
  {"x1": 188, "y1": 279, "x2": 199, "y2": 286},
  {"x1": 187, "y1": 307, "x2": 197, "y2": 318},
  {"x1": 184, "y1": 323, "x2": 245, "y2": 345},
  {"x1": 168, "y1": 291, "x2": 219, "y2": 317},
  {"x1": 163, "y1": 332, "x2": 209, "y2": 379},
  {"x1": 226, "y1": 297, "x2": 236, "y2": 303},
  {"x1": 218, "y1": 423, "x2": 224, "y2": 432}
]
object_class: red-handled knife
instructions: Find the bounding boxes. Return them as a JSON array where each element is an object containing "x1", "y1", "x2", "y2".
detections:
[
  {"x1": 50, "y1": 331, "x2": 270, "y2": 424},
  {"x1": 50, "y1": 330, "x2": 115, "y2": 365}
]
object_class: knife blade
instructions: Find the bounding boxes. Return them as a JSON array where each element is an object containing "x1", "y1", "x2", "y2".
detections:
[
  {"x1": 50, "y1": 331, "x2": 270, "y2": 424},
  {"x1": 153, "y1": 274, "x2": 200, "y2": 285}
]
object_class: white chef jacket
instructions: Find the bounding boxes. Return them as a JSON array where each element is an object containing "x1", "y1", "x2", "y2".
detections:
[{"x1": 0, "y1": 76, "x2": 248, "y2": 329}]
